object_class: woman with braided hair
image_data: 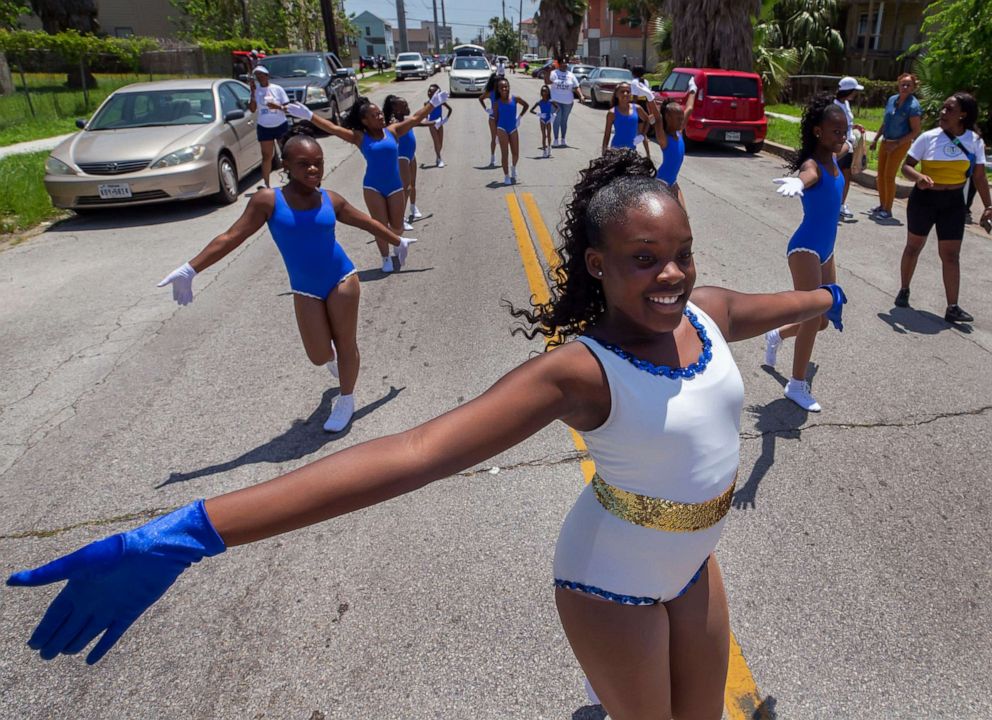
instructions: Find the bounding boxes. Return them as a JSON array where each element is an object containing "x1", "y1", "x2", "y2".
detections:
[{"x1": 10, "y1": 150, "x2": 845, "y2": 719}]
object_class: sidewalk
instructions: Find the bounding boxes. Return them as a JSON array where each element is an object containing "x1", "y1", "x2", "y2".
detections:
[{"x1": 0, "y1": 133, "x2": 75, "y2": 160}]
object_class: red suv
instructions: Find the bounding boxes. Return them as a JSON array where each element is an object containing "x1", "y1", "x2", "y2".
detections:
[{"x1": 653, "y1": 68, "x2": 767, "y2": 153}]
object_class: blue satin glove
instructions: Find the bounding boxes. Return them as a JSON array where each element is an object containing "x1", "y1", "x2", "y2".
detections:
[
  {"x1": 820, "y1": 283, "x2": 847, "y2": 331},
  {"x1": 7, "y1": 500, "x2": 225, "y2": 664}
]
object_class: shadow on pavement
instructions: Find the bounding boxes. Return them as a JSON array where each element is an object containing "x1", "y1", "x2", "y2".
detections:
[
  {"x1": 155, "y1": 385, "x2": 404, "y2": 488},
  {"x1": 877, "y1": 307, "x2": 970, "y2": 335},
  {"x1": 356, "y1": 267, "x2": 433, "y2": 282}
]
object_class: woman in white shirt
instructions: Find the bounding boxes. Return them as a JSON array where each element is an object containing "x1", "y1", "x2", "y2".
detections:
[
  {"x1": 833, "y1": 76, "x2": 866, "y2": 219},
  {"x1": 249, "y1": 66, "x2": 291, "y2": 189},
  {"x1": 544, "y1": 58, "x2": 585, "y2": 147}
]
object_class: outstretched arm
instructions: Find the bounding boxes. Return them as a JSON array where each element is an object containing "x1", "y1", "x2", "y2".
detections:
[
  {"x1": 290, "y1": 109, "x2": 363, "y2": 145},
  {"x1": 392, "y1": 93, "x2": 445, "y2": 135},
  {"x1": 187, "y1": 192, "x2": 272, "y2": 272},
  {"x1": 692, "y1": 285, "x2": 837, "y2": 342}
]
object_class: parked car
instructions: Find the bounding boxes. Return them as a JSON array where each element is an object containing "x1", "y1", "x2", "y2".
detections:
[
  {"x1": 568, "y1": 63, "x2": 596, "y2": 82},
  {"x1": 44, "y1": 79, "x2": 263, "y2": 210},
  {"x1": 580, "y1": 67, "x2": 633, "y2": 106},
  {"x1": 261, "y1": 52, "x2": 357, "y2": 124},
  {"x1": 522, "y1": 53, "x2": 539, "y2": 62},
  {"x1": 653, "y1": 67, "x2": 766, "y2": 153},
  {"x1": 395, "y1": 52, "x2": 430, "y2": 80},
  {"x1": 448, "y1": 55, "x2": 492, "y2": 96},
  {"x1": 424, "y1": 56, "x2": 436, "y2": 75}
]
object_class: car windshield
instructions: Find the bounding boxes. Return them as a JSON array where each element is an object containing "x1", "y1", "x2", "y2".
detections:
[
  {"x1": 397, "y1": 54, "x2": 422, "y2": 62},
  {"x1": 263, "y1": 56, "x2": 325, "y2": 78},
  {"x1": 88, "y1": 89, "x2": 215, "y2": 130},
  {"x1": 707, "y1": 76, "x2": 759, "y2": 98},
  {"x1": 598, "y1": 69, "x2": 632, "y2": 81},
  {"x1": 453, "y1": 57, "x2": 488, "y2": 70}
]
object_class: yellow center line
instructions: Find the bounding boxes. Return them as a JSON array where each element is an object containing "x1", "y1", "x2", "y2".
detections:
[{"x1": 506, "y1": 191, "x2": 769, "y2": 719}]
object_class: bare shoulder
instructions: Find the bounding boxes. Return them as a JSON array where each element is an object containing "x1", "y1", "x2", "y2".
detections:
[
  {"x1": 689, "y1": 287, "x2": 732, "y2": 335},
  {"x1": 249, "y1": 187, "x2": 277, "y2": 214}
]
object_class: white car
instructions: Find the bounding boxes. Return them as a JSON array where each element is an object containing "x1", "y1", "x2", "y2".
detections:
[
  {"x1": 448, "y1": 55, "x2": 492, "y2": 96},
  {"x1": 522, "y1": 53, "x2": 538, "y2": 62},
  {"x1": 395, "y1": 52, "x2": 429, "y2": 81}
]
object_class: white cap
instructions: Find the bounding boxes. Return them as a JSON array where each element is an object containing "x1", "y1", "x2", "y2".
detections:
[
  {"x1": 838, "y1": 76, "x2": 864, "y2": 92},
  {"x1": 252, "y1": 65, "x2": 269, "y2": 76}
]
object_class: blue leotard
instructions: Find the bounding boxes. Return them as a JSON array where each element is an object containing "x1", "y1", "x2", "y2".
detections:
[
  {"x1": 428, "y1": 104, "x2": 443, "y2": 122},
  {"x1": 269, "y1": 188, "x2": 356, "y2": 300},
  {"x1": 496, "y1": 95, "x2": 518, "y2": 134},
  {"x1": 360, "y1": 129, "x2": 404, "y2": 197},
  {"x1": 610, "y1": 105, "x2": 639, "y2": 149},
  {"x1": 656, "y1": 131, "x2": 685, "y2": 186},
  {"x1": 397, "y1": 127, "x2": 416, "y2": 161},
  {"x1": 787, "y1": 159, "x2": 844, "y2": 263},
  {"x1": 538, "y1": 99, "x2": 554, "y2": 124}
]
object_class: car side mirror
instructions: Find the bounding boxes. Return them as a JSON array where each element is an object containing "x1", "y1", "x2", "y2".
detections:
[
  {"x1": 650, "y1": 84, "x2": 661, "y2": 92},
  {"x1": 75, "y1": 118, "x2": 87, "y2": 129},
  {"x1": 224, "y1": 109, "x2": 246, "y2": 122},
  {"x1": 237, "y1": 74, "x2": 250, "y2": 83},
  {"x1": 335, "y1": 68, "x2": 354, "y2": 78}
]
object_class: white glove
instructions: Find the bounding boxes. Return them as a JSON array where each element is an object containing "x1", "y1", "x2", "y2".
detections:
[
  {"x1": 434, "y1": 118, "x2": 443, "y2": 129},
  {"x1": 516, "y1": 116, "x2": 523, "y2": 129},
  {"x1": 157, "y1": 262, "x2": 197, "y2": 306},
  {"x1": 429, "y1": 90, "x2": 449, "y2": 108},
  {"x1": 485, "y1": 106, "x2": 493, "y2": 116},
  {"x1": 773, "y1": 177, "x2": 805, "y2": 198},
  {"x1": 633, "y1": 134, "x2": 645, "y2": 145},
  {"x1": 285, "y1": 102, "x2": 313, "y2": 121},
  {"x1": 441, "y1": 116, "x2": 448, "y2": 126}
]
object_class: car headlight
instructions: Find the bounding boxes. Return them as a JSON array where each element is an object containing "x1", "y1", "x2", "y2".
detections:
[
  {"x1": 45, "y1": 156, "x2": 75, "y2": 175},
  {"x1": 151, "y1": 145, "x2": 206, "y2": 169},
  {"x1": 305, "y1": 86, "x2": 326, "y2": 103}
]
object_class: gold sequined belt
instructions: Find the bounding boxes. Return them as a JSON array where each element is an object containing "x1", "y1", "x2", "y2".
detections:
[{"x1": 591, "y1": 473, "x2": 736, "y2": 533}]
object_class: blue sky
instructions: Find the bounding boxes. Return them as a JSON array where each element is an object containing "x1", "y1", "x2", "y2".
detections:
[{"x1": 346, "y1": 0, "x2": 540, "y2": 42}]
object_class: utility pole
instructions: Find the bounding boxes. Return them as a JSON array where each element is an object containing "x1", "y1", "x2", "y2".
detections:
[
  {"x1": 518, "y1": 0, "x2": 523, "y2": 59},
  {"x1": 440, "y1": 0, "x2": 447, "y2": 52},
  {"x1": 502, "y1": 0, "x2": 506, "y2": 22},
  {"x1": 396, "y1": 0, "x2": 409, "y2": 52},
  {"x1": 431, "y1": 0, "x2": 441, "y2": 55},
  {"x1": 240, "y1": 0, "x2": 251, "y2": 38},
  {"x1": 318, "y1": 0, "x2": 340, "y2": 55}
]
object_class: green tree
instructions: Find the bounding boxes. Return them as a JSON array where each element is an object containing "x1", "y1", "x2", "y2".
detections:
[
  {"x1": 0, "y1": 1, "x2": 30, "y2": 30},
  {"x1": 663, "y1": 0, "x2": 759, "y2": 70},
  {"x1": 485, "y1": 16, "x2": 520, "y2": 59},
  {"x1": 908, "y1": 0, "x2": 992, "y2": 133},
  {"x1": 170, "y1": 0, "x2": 288, "y2": 47},
  {"x1": 534, "y1": 0, "x2": 587, "y2": 60},
  {"x1": 771, "y1": 0, "x2": 843, "y2": 73},
  {"x1": 609, "y1": 0, "x2": 663, "y2": 67},
  {"x1": 752, "y1": 18, "x2": 798, "y2": 103}
]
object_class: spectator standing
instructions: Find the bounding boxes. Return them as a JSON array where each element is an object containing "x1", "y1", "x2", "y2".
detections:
[
  {"x1": 248, "y1": 66, "x2": 291, "y2": 189},
  {"x1": 869, "y1": 73, "x2": 923, "y2": 220},
  {"x1": 834, "y1": 76, "x2": 867, "y2": 220},
  {"x1": 630, "y1": 65, "x2": 654, "y2": 159},
  {"x1": 544, "y1": 58, "x2": 584, "y2": 147}
]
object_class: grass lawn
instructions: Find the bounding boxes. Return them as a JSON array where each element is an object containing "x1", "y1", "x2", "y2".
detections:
[
  {"x1": 0, "y1": 73, "x2": 205, "y2": 147},
  {"x1": 357, "y1": 70, "x2": 397, "y2": 94},
  {"x1": 764, "y1": 115, "x2": 879, "y2": 171},
  {"x1": 765, "y1": 102, "x2": 885, "y2": 130},
  {"x1": 0, "y1": 151, "x2": 64, "y2": 234}
]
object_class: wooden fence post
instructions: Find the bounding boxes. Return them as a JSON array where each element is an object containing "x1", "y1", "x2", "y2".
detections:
[{"x1": 17, "y1": 62, "x2": 36, "y2": 118}]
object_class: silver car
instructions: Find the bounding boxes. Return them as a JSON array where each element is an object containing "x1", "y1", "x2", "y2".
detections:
[
  {"x1": 44, "y1": 78, "x2": 263, "y2": 210},
  {"x1": 580, "y1": 67, "x2": 634, "y2": 107}
]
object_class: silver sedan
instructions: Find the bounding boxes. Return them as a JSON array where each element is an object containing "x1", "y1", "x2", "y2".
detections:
[
  {"x1": 44, "y1": 78, "x2": 264, "y2": 210},
  {"x1": 580, "y1": 67, "x2": 634, "y2": 107}
]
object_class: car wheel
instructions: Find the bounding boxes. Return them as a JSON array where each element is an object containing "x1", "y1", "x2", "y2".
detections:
[
  {"x1": 745, "y1": 141, "x2": 764, "y2": 154},
  {"x1": 214, "y1": 154, "x2": 238, "y2": 205},
  {"x1": 396, "y1": 76, "x2": 403, "y2": 81}
]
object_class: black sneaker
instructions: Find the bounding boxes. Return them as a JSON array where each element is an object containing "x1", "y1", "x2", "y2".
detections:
[
  {"x1": 944, "y1": 305, "x2": 974, "y2": 323},
  {"x1": 894, "y1": 288, "x2": 910, "y2": 308}
]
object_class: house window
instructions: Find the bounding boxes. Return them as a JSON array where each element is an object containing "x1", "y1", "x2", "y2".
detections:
[
  {"x1": 365, "y1": 26, "x2": 371, "y2": 36},
  {"x1": 114, "y1": 26, "x2": 134, "y2": 38},
  {"x1": 856, "y1": 10, "x2": 883, "y2": 50}
]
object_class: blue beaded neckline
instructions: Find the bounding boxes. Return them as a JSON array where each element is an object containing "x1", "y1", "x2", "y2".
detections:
[{"x1": 586, "y1": 307, "x2": 712, "y2": 379}]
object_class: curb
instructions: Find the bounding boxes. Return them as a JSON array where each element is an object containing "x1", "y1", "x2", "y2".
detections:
[{"x1": 761, "y1": 139, "x2": 913, "y2": 199}]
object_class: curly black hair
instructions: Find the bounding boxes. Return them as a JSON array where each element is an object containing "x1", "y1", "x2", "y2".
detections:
[
  {"x1": 278, "y1": 121, "x2": 319, "y2": 154},
  {"x1": 508, "y1": 149, "x2": 682, "y2": 346},
  {"x1": 343, "y1": 95, "x2": 374, "y2": 131},
  {"x1": 789, "y1": 92, "x2": 847, "y2": 173},
  {"x1": 382, "y1": 94, "x2": 409, "y2": 123}
]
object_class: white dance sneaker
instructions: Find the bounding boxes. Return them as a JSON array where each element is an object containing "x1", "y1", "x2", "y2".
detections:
[
  {"x1": 504, "y1": 174, "x2": 512, "y2": 185},
  {"x1": 489, "y1": 154, "x2": 496, "y2": 167},
  {"x1": 763, "y1": 329, "x2": 781, "y2": 367},
  {"x1": 784, "y1": 379, "x2": 821, "y2": 412},
  {"x1": 437, "y1": 157, "x2": 445, "y2": 168},
  {"x1": 403, "y1": 220, "x2": 414, "y2": 231},
  {"x1": 840, "y1": 204, "x2": 853, "y2": 219},
  {"x1": 409, "y1": 204, "x2": 423, "y2": 220},
  {"x1": 381, "y1": 256, "x2": 395, "y2": 273},
  {"x1": 510, "y1": 166, "x2": 517, "y2": 181},
  {"x1": 323, "y1": 394, "x2": 355, "y2": 432}
]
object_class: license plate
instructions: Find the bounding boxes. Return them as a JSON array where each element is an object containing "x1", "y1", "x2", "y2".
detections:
[
  {"x1": 725, "y1": 131, "x2": 741, "y2": 142},
  {"x1": 98, "y1": 183, "x2": 132, "y2": 199}
]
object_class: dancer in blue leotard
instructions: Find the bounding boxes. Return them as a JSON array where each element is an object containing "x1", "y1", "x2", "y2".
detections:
[
  {"x1": 492, "y1": 78, "x2": 529, "y2": 185},
  {"x1": 157, "y1": 134, "x2": 415, "y2": 431},
  {"x1": 650, "y1": 98, "x2": 688, "y2": 208},
  {"x1": 285, "y1": 92, "x2": 446, "y2": 272},
  {"x1": 601, "y1": 82, "x2": 648, "y2": 154},
  {"x1": 425, "y1": 83, "x2": 453, "y2": 168},
  {"x1": 528, "y1": 84, "x2": 559, "y2": 158},
  {"x1": 765, "y1": 93, "x2": 850, "y2": 412},
  {"x1": 477, "y1": 74, "x2": 499, "y2": 167},
  {"x1": 383, "y1": 95, "x2": 423, "y2": 231}
]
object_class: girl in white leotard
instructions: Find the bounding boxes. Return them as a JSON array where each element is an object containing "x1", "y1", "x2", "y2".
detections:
[{"x1": 11, "y1": 151, "x2": 845, "y2": 719}]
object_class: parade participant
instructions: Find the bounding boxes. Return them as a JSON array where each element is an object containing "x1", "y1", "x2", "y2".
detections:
[
  {"x1": 426, "y1": 84, "x2": 453, "y2": 168},
  {"x1": 529, "y1": 84, "x2": 559, "y2": 158},
  {"x1": 155, "y1": 133, "x2": 415, "y2": 432},
  {"x1": 284, "y1": 91, "x2": 447, "y2": 273},
  {"x1": 478, "y1": 74, "x2": 499, "y2": 167},
  {"x1": 248, "y1": 66, "x2": 290, "y2": 189},
  {"x1": 9, "y1": 151, "x2": 845, "y2": 720},
  {"x1": 869, "y1": 73, "x2": 922, "y2": 220},
  {"x1": 544, "y1": 58, "x2": 584, "y2": 147},
  {"x1": 492, "y1": 78, "x2": 529, "y2": 185},
  {"x1": 834, "y1": 76, "x2": 867, "y2": 219},
  {"x1": 765, "y1": 93, "x2": 849, "y2": 412},
  {"x1": 601, "y1": 82, "x2": 648, "y2": 154},
  {"x1": 895, "y1": 92, "x2": 991, "y2": 323},
  {"x1": 630, "y1": 65, "x2": 655, "y2": 159},
  {"x1": 651, "y1": 98, "x2": 688, "y2": 208},
  {"x1": 381, "y1": 95, "x2": 422, "y2": 231}
]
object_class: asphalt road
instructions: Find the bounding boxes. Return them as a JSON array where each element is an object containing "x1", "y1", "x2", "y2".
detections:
[{"x1": 1, "y1": 74, "x2": 990, "y2": 719}]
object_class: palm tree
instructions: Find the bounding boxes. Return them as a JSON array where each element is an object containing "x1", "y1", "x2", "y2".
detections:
[
  {"x1": 663, "y1": 0, "x2": 760, "y2": 70},
  {"x1": 772, "y1": 0, "x2": 844, "y2": 72},
  {"x1": 652, "y1": 14, "x2": 673, "y2": 76},
  {"x1": 535, "y1": 0, "x2": 588, "y2": 60},
  {"x1": 752, "y1": 20, "x2": 799, "y2": 103}
]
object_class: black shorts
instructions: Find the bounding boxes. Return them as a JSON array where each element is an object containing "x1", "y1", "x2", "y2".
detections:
[
  {"x1": 837, "y1": 151, "x2": 854, "y2": 170},
  {"x1": 257, "y1": 121, "x2": 289, "y2": 142},
  {"x1": 906, "y1": 187, "x2": 967, "y2": 241}
]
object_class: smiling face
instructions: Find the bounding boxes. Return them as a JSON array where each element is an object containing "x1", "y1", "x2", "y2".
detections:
[
  {"x1": 938, "y1": 96, "x2": 965, "y2": 132},
  {"x1": 817, "y1": 108, "x2": 849, "y2": 154},
  {"x1": 585, "y1": 190, "x2": 695, "y2": 335},
  {"x1": 614, "y1": 83, "x2": 631, "y2": 105},
  {"x1": 285, "y1": 139, "x2": 324, "y2": 190},
  {"x1": 361, "y1": 102, "x2": 386, "y2": 131},
  {"x1": 496, "y1": 79, "x2": 510, "y2": 100}
]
